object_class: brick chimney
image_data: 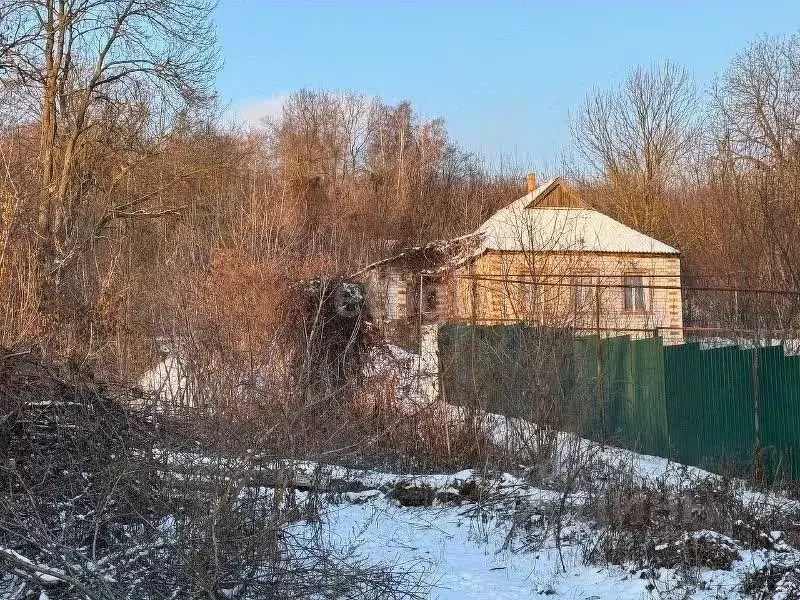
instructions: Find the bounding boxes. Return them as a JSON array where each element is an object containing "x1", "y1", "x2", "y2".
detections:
[{"x1": 526, "y1": 173, "x2": 537, "y2": 193}]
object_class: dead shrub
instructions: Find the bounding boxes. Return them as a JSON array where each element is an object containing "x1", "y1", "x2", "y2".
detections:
[
  {"x1": 389, "y1": 484, "x2": 436, "y2": 507},
  {"x1": 360, "y1": 399, "x2": 510, "y2": 472},
  {"x1": 0, "y1": 349, "x2": 427, "y2": 599},
  {"x1": 651, "y1": 532, "x2": 740, "y2": 571},
  {"x1": 582, "y1": 471, "x2": 800, "y2": 585},
  {"x1": 744, "y1": 565, "x2": 800, "y2": 599},
  {"x1": 585, "y1": 478, "x2": 745, "y2": 568},
  {"x1": 454, "y1": 478, "x2": 490, "y2": 503}
]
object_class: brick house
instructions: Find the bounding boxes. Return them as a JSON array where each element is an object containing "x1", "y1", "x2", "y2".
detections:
[{"x1": 358, "y1": 176, "x2": 683, "y2": 344}]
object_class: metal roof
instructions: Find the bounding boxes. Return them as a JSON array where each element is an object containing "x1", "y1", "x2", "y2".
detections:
[{"x1": 476, "y1": 178, "x2": 679, "y2": 255}]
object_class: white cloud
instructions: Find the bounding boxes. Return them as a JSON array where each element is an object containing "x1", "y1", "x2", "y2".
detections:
[{"x1": 233, "y1": 94, "x2": 289, "y2": 125}]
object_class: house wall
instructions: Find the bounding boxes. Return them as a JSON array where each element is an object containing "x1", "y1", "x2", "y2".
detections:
[
  {"x1": 441, "y1": 251, "x2": 683, "y2": 344},
  {"x1": 362, "y1": 266, "x2": 429, "y2": 348},
  {"x1": 362, "y1": 267, "x2": 410, "y2": 323}
]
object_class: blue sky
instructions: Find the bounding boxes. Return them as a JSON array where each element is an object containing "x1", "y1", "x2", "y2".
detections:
[{"x1": 217, "y1": 1, "x2": 800, "y2": 169}]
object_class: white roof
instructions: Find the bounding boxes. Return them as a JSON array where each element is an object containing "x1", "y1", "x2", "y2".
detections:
[{"x1": 475, "y1": 178, "x2": 678, "y2": 255}]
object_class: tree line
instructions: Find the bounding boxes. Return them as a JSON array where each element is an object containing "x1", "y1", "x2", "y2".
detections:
[
  {"x1": 573, "y1": 39, "x2": 800, "y2": 330},
  {"x1": 0, "y1": 1, "x2": 799, "y2": 375}
]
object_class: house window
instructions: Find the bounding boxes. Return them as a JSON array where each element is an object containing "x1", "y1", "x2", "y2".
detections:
[
  {"x1": 422, "y1": 286, "x2": 438, "y2": 318},
  {"x1": 623, "y1": 275, "x2": 646, "y2": 311},
  {"x1": 522, "y1": 278, "x2": 540, "y2": 322},
  {"x1": 406, "y1": 277, "x2": 439, "y2": 321},
  {"x1": 573, "y1": 275, "x2": 595, "y2": 310},
  {"x1": 405, "y1": 280, "x2": 418, "y2": 319}
]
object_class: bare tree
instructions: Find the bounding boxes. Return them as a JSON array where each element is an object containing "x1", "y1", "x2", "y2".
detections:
[
  {"x1": 571, "y1": 62, "x2": 698, "y2": 236},
  {"x1": 711, "y1": 34, "x2": 800, "y2": 171},
  {"x1": 0, "y1": 0, "x2": 218, "y2": 266},
  {"x1": 704, "y1": 34, "x2": 800, "y2": 326}
]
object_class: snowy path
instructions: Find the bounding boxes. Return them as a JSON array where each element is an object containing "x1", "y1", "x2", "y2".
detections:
[
  {"x1": 316, "y1": 490, "x2": 794, "y2": 599},
  {"x1": 320, "y1": 500, "x2": 656, "y2": 600}
]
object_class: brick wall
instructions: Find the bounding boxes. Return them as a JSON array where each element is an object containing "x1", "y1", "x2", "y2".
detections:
[{"x1": 442, "y1": 251, "x2": 683, "y2": 343}]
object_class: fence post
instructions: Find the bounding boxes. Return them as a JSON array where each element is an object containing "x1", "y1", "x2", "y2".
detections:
[
  {"x1": 752, "y1": 348, "x2": 763, "y2": 483},
  {"x1": 595, "y1": 287, "x2": 605, "y2": 435},
  {"x1": 418, "y1": 273, "x2": 424, "y2": 340}
]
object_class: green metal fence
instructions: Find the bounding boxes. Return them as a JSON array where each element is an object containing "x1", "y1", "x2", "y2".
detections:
[
  {"x1": 438, "y1": 324, "x2": 574, "y2": 418},
  {"x1": 756, "y1": 346, "x2": 800, "y2": 480},
  {"x1": 664, "y1": 344, "x2": 756, "y2": 474},
  {"x1": 438, "y1": 324, "x2": 800, "y2": 480},
  {"x1": 565, "y1": 335, "x2": 669, "y2": 457}
]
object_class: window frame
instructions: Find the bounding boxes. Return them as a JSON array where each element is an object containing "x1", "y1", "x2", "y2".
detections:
[
  {"x1": 622, "y1": 273, "x2": 647, "y2": 312},
  {"x1": 521, "y1": 276, "x2": 541, "y2": 323},
  {"x1": 573, "y1": 273, "x2": 597, "y2": 312},
  {"x1": 422, "y1": 284, "x2": 438, "y2": 319}
]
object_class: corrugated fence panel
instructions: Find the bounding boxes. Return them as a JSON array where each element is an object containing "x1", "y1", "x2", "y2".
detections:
[
  {"x1": 665, "y1": 344, "x2": 756, "y2": 474},
  {"x1": 438, "y1": 324, "x2": 491, "y2": 411},
  {"x1": 481, "y1": 325, "x2": 524, "y2": 416},
  {"x1": 485, "y1": 324, "x2": 522, "y2": 416},
  {"x1": 438, "y1": 324, "x2": 575, "y2": 419},
  {"x1": 665, "y1": 343, "x2": 703, "y2": 466},
  {"x1": 599, "y1": 335, "x2": 631, "y2": 441},
  {"x1": 597, "y1": 335, "x2": 669, "y2": 456},
  {"x1": 781, "y1": 355, "x2": 800, "y2": 480},
  {"x1": 703, "y1": 346, "x2": 755, "y2": 474},
  {"x1": 758, "y1": 347, "x2": 800, "y2": 481},
  {"x1": 439, "y1": 324, "x2": 800, "y2": 480},
  {"x1": 569, "y1": 335, "x2": 602, "y2": 437},
  {"x1": 625, "y1": 337, "x2": 669, "y2": 457}
]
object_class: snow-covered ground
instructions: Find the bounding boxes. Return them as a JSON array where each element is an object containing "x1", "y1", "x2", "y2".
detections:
[
  {"x1": 133, "y1": 343, "x2": 800, "y2": 598},
  {"x1": 225, "y1": 427, "x2": 796, "y2": 600},
  {"x1": 321, "y1": 500, "x2": 648, "y2": 600},
  {"x1": 6, "y1": 442, "x2": 798, "y2": 599},
  {"x1": 302, "y1": 451, "x2": 800, "y2": 599}
]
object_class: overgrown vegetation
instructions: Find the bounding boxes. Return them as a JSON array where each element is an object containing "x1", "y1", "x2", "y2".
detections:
[
  {"x1": 0, "y1": 348, "x2": 428, "y2": 599},
  {"x1": 3, "y1": 2, "x2": 800, "y2": 597},
  {"x1": 3, "y1": 11, "x2": 800, "y2": 370}
]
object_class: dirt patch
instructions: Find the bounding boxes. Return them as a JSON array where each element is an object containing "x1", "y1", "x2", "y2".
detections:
[
  {"x1": 455, "y1": 479, "x2": 489, "y2": 503},
  {"x1": 744, "y1": 565, "x2": 800, "y2": 599},
  {"x1": 652, "y1": 532, "x2": 740, "y2": 571},
  {"x1": 389, "y1": 483, "x2": 436, "y2": 507}
]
